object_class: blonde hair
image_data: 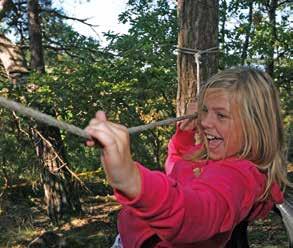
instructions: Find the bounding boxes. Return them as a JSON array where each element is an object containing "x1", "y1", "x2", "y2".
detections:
[{"x1": 196, "y1": 67, "x2": 289, "y2": 200}]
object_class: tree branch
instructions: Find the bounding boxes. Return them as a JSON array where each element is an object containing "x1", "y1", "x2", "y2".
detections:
[
  {"x1": 43, "y1": 8, "x2": 98, "y2": 28},
  {"x1": 278, "y1": 0, "x2": 291, "y2": 7}
]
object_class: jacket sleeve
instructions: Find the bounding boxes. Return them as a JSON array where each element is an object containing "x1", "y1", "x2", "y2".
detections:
[
  {"x1": 115, "y1": 160, "x2": 275, "y2": 244},
  {"x1": 164, "y1": 126, "x2": 200, "y2": 175}
]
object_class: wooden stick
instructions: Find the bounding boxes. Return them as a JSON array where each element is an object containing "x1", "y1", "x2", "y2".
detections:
[
  {"x1": 0, "y1": 96, "x2": 197, "y2": 139},
  {"x1": 127, "y1": 113, "x2": 197, "y2": 134}
]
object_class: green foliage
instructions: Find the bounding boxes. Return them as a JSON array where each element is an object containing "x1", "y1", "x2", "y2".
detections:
[
  {"x1": 0, "y1": 0, "x2": 292, "y2": 187},
  {"x1": 3, "y1": 0, "x2": 178, "y2": 173},
  {"x1": 219, "y1": 0, "x2": 292, "y2": 119},
  {"x1": 0, "y1": 105, "x2": 39, "y2": 185},
  {"x1": 100, "y1": 0, "x2": 178, "y2": 167}
]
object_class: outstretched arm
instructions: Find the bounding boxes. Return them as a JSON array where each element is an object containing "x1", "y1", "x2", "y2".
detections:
[{"x1": 85, "y1": 111, "x2": 141, "y2": 199}]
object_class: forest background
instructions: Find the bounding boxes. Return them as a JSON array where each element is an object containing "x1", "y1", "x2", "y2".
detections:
[{"x1": 0, "y1": 0, "x2": 292, "y2": 247}]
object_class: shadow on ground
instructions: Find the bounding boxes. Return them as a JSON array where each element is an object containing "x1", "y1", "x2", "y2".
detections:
[{"x1": 0, "y1": 173, "x2": 291, "y2": 248}]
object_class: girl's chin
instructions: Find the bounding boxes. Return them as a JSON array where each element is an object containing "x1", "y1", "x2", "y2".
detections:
[
  {"x1": 208, "y1": 150, "x2": 226, "y2": 160},
  {"x1": 209, "y1": 156, "x2": 225, "y2": 161},
  {"x1": 209, "y1": 151, "x2": 238, "y2": 161}
]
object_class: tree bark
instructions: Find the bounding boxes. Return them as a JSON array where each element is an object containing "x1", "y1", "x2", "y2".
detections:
[
  {"x1": 241, "y1": 0, "x2": 253, "y2": 65},
  {"x1": 219, "y1": 0, "x2": 227, "y2": 56},
  {"x1": 28, "y1": 0, "x2": 45, "y2": 73},
  {"x1": 266, "y1": 0, "x2": 278, "y2": 77},
  {"x1": 176, "y1": 0, "x2": 219, "y2": 116},
  {"x1": 31, "y1": 124, "x2": 82, "y2": 224}
]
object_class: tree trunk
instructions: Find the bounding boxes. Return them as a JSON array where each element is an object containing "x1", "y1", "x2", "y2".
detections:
[
  {"x1": 0, "y1": 0, "x2": 81, "y2": 224},
  {"x1": 28, "y1": 0, "x2": 45, "y2": 73},
  {"x1": 27, "y1": 0, "x2": 81, "y2": 223},
  {"x1": 219, "y1": 0, "x2": 227, "y2": 56},
  {"x1": 241, "y1": 0, "x2": 253, "y2": 65},
  {"x1": 176, "y1": 0, "x2": 219, "y2": 116},
  {"x1": 31, "y1": 123, "x2": 82, "y2": 224},
  {"x1": 266, "y1": 0, "x2": 278, "y2": 77}
]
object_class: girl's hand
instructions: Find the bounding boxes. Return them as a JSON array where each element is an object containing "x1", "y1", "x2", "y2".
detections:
[
  {"x1": 179, "y1": 100, "x2": 198, "y2": 131},
  {"x1": 85, "y1": 111, "x2": 141, "y2": 198}
]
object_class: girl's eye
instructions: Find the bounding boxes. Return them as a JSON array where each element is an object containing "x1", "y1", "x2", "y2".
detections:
[{"x1": 217, "y1": 113, "x2": 228, "y2": 119}]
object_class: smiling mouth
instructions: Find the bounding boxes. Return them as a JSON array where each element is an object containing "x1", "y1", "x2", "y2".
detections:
[{"x1": 206, "y1": 134, "x2": 223, "y2": 149}]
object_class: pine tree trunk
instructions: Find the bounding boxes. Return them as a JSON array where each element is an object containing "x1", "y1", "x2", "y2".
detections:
[
  {"x1": 28, "y1": 0, "x2": 45, "y2": 73},
  {"x1": 266, "y1": 0, "x2": 278, "y2": 77},
  {"x1": 241, "y1": 1, "x2": 253, "y2": 65},
  {"x1": 176, "y1": 0, "x2": 219, "y2": 116},
  {"x1": 27, "y1": 0, "x2": 81, "y2": 223},
  {"x1": 31, "y1": 122, "x2": 82, "y2": 224}
]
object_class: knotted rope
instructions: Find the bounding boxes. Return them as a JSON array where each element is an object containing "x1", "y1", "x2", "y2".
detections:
[
  {"x1": 0, "y1": 96, "x2": 197, "y2": 139},
  {"x1": 176, "y1": 46, "x2": 218, "y2": 96}
]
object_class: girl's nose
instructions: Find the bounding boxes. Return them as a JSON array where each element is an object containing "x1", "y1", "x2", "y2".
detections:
[{"x1": 201, "y1": 112, "x2": 214, "y2": 129}]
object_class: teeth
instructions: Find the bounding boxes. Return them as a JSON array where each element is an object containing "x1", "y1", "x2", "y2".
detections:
[{"x1": 207, "y1": 135, "x2": 216, "y2": 140}]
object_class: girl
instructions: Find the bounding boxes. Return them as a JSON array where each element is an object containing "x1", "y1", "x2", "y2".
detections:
[{"x1": 85, "y1": 67, "x2": 289, "y2": 247}]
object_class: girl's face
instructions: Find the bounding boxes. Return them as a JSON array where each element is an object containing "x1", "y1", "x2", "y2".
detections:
[{"x1": 200, "y1": 89, "x2": 243, "y2": 160}]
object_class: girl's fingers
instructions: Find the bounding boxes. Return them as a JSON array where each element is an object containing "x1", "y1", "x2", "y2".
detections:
[
  {"x1": 84, "y1": 111, "x2": 140, "y2": 197},
  {"x1": 86, "y1": 111, "x2": 113, "y2": 146},
  {"x1": 88, "y1": 111, "x2": 107, "y2": 126},
  {"x1": 85, "y1": 124, "x2": 116, "y2": 148},
  {"x1": 179, "y1": 100, "x2": 198, "y2": 130},
  {"x1": 95, "y1": 110, "x2": 107, "y2": 121},
  {"x1": 85, "y1": 139, "x2": 96, "y2": 147},
  {"x1": 85, "y1": 113, "x2": 129, "y2": 152}
]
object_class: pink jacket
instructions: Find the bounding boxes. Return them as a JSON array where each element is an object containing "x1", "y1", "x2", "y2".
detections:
[{"x1": 115, "y1": 128, "x2": 284, "y2": 248}]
